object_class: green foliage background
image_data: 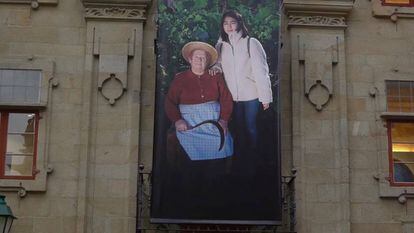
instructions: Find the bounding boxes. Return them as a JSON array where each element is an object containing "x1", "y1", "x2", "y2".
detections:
[{"x1": 157, "y1": 0, "x2": 279, "y2": 93}]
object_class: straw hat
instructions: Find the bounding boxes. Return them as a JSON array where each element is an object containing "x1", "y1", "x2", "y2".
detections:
[{"x1": 181, "y1": 41, "x2": 218, "y2": 67}]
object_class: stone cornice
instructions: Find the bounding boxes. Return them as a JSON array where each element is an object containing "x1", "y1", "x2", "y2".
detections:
[
  {"x1": 288, "y1": 15, "x2": 347, "y2": 28},
  {"x1": 0, "y1": 0, "x2": 58, "y2": 9},
  {"x1": 82, "y1": 0, "x2": 151, "y2": 21},
  {"x1": 283, "y1": 0, "x2": 354, "y2": 16},
  {"x1": 283, "y1": 0, "x2": 353, "y2": 28}
]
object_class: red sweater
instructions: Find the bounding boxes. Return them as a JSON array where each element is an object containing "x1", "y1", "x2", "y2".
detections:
[{"x1": 165, "y1": 70, "x2": 233, "y2": 122}]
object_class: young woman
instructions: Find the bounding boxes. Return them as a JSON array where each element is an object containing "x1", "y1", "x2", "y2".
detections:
[{"x1": 212, "y1": 10, "x2": 273, "y2": 151}]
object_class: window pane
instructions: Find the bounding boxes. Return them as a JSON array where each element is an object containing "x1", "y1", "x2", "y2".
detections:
[
  {"x1": 393, "y1": 163, "x2": 414, "y2": 182},
  {"x1": 384, "y1": 0, "x2": 410, "y2": 4},
  {"x1": 400, "y1": 96, "x2": 413, "y2": 112},
  {"x1": 399, "y1": 82, "x2": 412, "y2": 96},
  {"x1": 0, "y1": 86, "x2": 13, "y2": 102},
  {"x1": 394, "y1": 151, "x2": 414, "y2": 162},
  {"x1": 14, "y1": 71, "x2": 27, "y2": 86},
  {"x1": 1, "y1": 112, "x2": 37, "y2": 178},
  {"x1": 386, "y1": 81, "x2": 414, "y2": 112},
  {"x1": 6, "y1": 134, "x2": 34, "y2": 154},
  {"x1": 8, "y1": 113, "x2": 36, "y2": 133},
  {"x1": 26, "y1": 87, "x2": 39, "y2": 101},
  {"x1": 13, "y1": 86, "x2": 26, "y2": 102},
  {"x1": 0, "y1": 69, "x2": 41, "y2": 104},
  {"x1": 387, "y1": 96, "x2": 401, "y2": 112},
  {"x1": 26, "y1": 70, "x2": 41, "y2": 88},
  {"x1": 6, "y1": 113, "x2": 36, "y2": 154},
  {"x1": 387, "y1": 81, "x2": 400, "y2": 96},
  {"x1": 0, "y1": 70, "x2": 14, "y2": 86},
  {"x1": 391, "y1": 122, "x2": 414, "y2": 143},
  {"x1": 391, "y1": 122, "x2": 414, "y2": 183},
  {"x1": 4, "y1": 155, "x2": 33, "y2": 176}
]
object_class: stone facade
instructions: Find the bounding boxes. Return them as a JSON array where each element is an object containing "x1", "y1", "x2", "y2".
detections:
[
  {"x1": 280, "y1": 0, "x2": 414, "y2": 233},
  {"x1": 0, "y1": 0, "x2": 155, "y2": 233},
  {"x1": 1, "y1": 0, "x2": 414, "y2": 232}
]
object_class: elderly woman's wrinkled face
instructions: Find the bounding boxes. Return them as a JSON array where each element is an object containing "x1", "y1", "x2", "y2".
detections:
[
  {"x1": 223, "y1": 16, "x2": 238, "y2": 35},
  {"x1": 189, "y1": 49, "x2": 209, "y2": 72}
]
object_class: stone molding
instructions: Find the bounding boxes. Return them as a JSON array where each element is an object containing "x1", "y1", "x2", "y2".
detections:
[
  {"x1": 0, "y1": 0, "x2": 58, "y2": 9},
  {"x1": 283, "y1": 0, "x2": 353, "y2": 28},
  {"x1": 84, "y1": 4, "x2": 146, "y2": 21},
  {"x1": 82, "y1": 0, "x2": 151, "y2": 21},
  {"x1": 283, "y1": 0, "x2": 353, "y2": 15},
  {"x1": 288, "y1": 15, "x2": 346, "y2": 28}
]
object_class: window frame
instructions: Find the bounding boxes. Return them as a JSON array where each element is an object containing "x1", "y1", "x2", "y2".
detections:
[
  {"x1": 0, "y1": 68, "x2": 43, "y2": 105},
  {"x1": 0, "y1": 110, "x2": 40, "y2": 180},
  {"x1": 387, "y1": 119, "x2": 414, "y2": 186},
  {"x1": 373, "y1": 0, "x2": 414, "y2": 20},
  {"x1": 0, "y1": 57, "x2": 56, "y2": 195},
  {"x1": 375, "y1": 79, "x2": 414, "y2": 198},
  {"x1": 382, "y1": 0, "x2": 414, "y2": 7},
  {"x1": 386, "y1": 80, "x2": 414, "y2": 113}
]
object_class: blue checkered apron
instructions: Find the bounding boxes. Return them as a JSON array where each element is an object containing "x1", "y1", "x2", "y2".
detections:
[{"x1": 176, "y1": 101, "x2": 233, "y2": 160}]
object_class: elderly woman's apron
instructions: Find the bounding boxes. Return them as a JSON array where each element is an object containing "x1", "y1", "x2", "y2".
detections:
[{"x1": 176, "y1": 101, "x2": 233, "y2": 160}]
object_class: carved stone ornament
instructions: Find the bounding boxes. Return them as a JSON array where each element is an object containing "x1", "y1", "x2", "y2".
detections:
[
  {"x1": 305, "y1": 81, "x2": 332, "y2": 111},
  {"x1": 99, "y1": 73, "x2": 125, "y2": 105},
  {"x1": 85, "y1": 6, "x2": 146, "y2": 20},
  {"x1": 82, "y1": 0, "x2": 151, "y2": 21},
  {"x1": 288, "y1": 15, "x2": 347, "y2": 28},
  {"x1": 298, "y1": 35, "x2": 339, "y2": 111}
]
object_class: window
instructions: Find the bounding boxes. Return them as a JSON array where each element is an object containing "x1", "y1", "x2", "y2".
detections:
[
  {"x1": 388, "y1": 121, "x2": 414, "y2": 184},
  {"x1": 383, "y1": 0, "x2": 414, "y2": 6},
  {"x1": 0, "y1": 69, "x2": 41, "y2": 104},
  {"x1": 0, "y1": 69, "x2": 42, "y2": 180},
  {"x1": 386, "y1": 81, "x2": 414, "y2": 185},
  {"x1": 0, "y1": 58, "x2": 55, "y2": 194},
  {"x1": 0, "y1": 111, "x2": 39, "y2": 179},
  {"x1": 373, "y1": 0, "x2": 414, "y2": 21},
  {"x1": 386, "y1": 80, "x2": 414, "y2": 112}
]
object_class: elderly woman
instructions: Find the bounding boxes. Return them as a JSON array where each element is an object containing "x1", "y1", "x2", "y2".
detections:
[{"x1": 165, "y1": 41, "x2": 234, "y2": 160}]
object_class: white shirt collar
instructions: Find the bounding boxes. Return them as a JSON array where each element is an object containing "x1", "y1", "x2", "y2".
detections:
[{"x1": 229, "y1": 31, "x2": 243, "y2": 45}]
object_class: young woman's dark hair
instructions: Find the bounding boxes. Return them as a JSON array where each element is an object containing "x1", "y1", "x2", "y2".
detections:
[{"x1": 220, "y1": 10, "x2": 249, "y2": 43}]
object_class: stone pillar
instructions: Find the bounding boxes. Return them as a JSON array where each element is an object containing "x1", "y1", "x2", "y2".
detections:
[
  {"x1": 282, "y1": 1, "x2": 353, "y2": 233},
  {"x1": 78, "y1": 1, "x2": 151, "y2": 233}
]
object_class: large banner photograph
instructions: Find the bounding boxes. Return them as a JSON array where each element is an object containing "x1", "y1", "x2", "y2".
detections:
[{"x1": 151, "y1": 0, "x2": 281, "y2": 225}]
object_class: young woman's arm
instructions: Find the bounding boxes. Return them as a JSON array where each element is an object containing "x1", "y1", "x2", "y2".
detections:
[{"x1": 250, "y1": 38, "x2": 273, "y2": 107}]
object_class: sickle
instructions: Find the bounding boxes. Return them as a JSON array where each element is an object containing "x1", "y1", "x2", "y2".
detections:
[{"x1": 191, "y1": 120, "x2": 225, "y2": 151}]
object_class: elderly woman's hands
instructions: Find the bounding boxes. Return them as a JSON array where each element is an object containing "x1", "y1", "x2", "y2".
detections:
[{"x1": 175, "y1": 119, "x2": 190, "y2": 131}]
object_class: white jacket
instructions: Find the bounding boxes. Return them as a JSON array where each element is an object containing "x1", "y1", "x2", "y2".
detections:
[{"x1": 215, "y1": 32, "x2": 273, "y2": 103}]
